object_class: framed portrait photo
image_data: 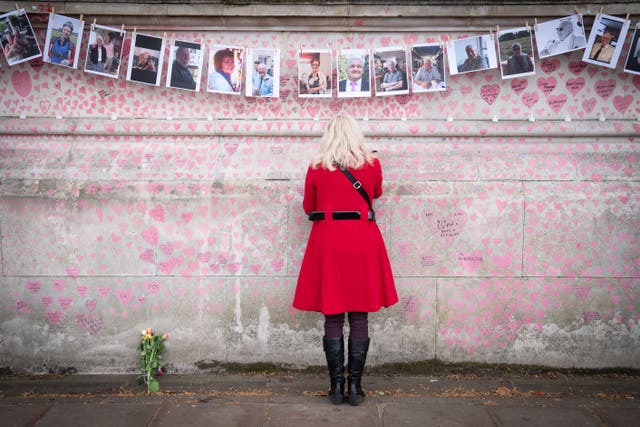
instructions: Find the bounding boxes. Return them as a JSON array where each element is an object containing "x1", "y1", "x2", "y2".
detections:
[
  {"x1": 166, "y1": 39, "x2": 204, "y2": 92},
  {"x1": 447, "y1": 34, "x2": 497, "y2": 75},
  {"x1": 410, "y1": 43, "x2": 446, "y2": 93},
  {"x1": 84, "y1": 24, "x2": 126, "y2": 78},
  {"x1": 245, "y1": 48, "x2": 280, "y2": 98},
  {"x1": 535, "y1": 14, "x2": 587, "y2": 58},
  {"x1": 0, "y1": 9, "x2": 42, "y2": 66},
  {"x1": 126, "y1": 33, "x2": 165, "y2": 86},
  {"x1": 373, "y1": 46, "x2": 409, "y2": 96},
  {"x1": 298, "y1": 49, "x2": 332, "y2": 98},
  {"x1": 498, "y1": 26, "x2": 536, "y2": 80},
  {"x1": 623, "y1": 26, "x2": 640, "y2": 75},
  {"x1": 207, "y1": 45, "x2": 244, "y2": 95},
  {"x1": 43, "y1": 14, "x2": 84, "y2": 68},
  {"x1": 582, "y1": 13, "x2": 630, "y2": 69},
  {"x1": 337, "y1": 48, "x2": 371, "y2": 98}
]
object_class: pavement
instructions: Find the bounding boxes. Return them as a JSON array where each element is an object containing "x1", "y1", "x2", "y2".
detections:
[{"x1": 1, "y1": 369, "x2": 639, "y2": 426}]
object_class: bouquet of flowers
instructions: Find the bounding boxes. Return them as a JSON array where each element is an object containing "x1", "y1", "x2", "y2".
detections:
[{"x1": 137, "y1": 327, "x2": 168, "y2": 393}]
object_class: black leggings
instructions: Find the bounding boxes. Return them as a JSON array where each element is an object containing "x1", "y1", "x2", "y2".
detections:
[{"x1": 324, "y1": 312, "x2": 369, "y2": 340}]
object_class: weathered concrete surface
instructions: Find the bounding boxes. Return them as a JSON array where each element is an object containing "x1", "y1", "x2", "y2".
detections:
[{"x1": 1, "y1": 2, "x2": 640, "y2": 373}]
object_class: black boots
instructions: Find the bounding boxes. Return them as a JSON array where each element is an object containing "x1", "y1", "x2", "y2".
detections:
[
  {"x1": 323, "y1": 336, "x2": 345, "y2": 404},
  {"x1": 347, "y1": 337, "x2": 370, "y2": 406}
]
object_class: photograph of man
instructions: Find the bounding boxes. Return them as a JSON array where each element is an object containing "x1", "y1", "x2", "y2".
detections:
[
  {"x1": 337, "y1": 49, "x2": 371, "y2": 98},
  {"x1": 44, "y1": 14, "x2": 84, "y2": 68},
  {"x1": 374, "y1": 47, "x2": 409, "y2": 96},
  {"x1": 167, "y1": 40, "x2": 203, "y2": 92},
  {"x1": 411, "y1": 43, "x2": 445, "y2": 93},
  {"x1": 498, "y1": 27, "x2": 535, "y2": 79},
  {"x1": 207, "y1": 45, "x2": 243, "y2": 94},
  {"x1": 84, "y1": 24, "x2": 125, "y2": 78},
  {"x1": 244, "y1": 48, "x2": 279, "y2": 98},
  {"x1": 536, "y1": 15, "x2": 586, "y2": 58},
  {"x1": 582, "y1": 13, "x2": 630, "y2": 69},
  {"x1": 298, "y1": 50, "x2": 331, "y2": 98},
  {"x1": 127, "y1": 33, "x2": 164, "y2": 86},
  {"x1": 0, "y1": 9, "x2": 41, "y2": 66},
  {"x1": 623, "y1": 27, "x2": 640, "y2": 75},
  {"x1": 448, "y1": 35, "x2": 497, "y2": 75}
]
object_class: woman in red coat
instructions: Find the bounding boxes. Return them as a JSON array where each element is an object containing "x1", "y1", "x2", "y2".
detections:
[{"x1": 293, "y1": 114, "x2": 398, "y2": 405}]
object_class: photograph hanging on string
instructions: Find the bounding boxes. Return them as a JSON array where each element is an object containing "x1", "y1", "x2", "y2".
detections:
[
  {"x1": 245, "y1": 48, "x2": 280, "y2": 98},
  {"x1": 207, "y1": 45, "x2": 244, "y2": 95},
  {"x1": 623, "y1": 25, "x2": 640, "y2": 75},
  {"x1": 498, "y1": 26, "x2": 536, "y2": 80},
  {"x1": 0, "y1": 8, "x2": 42, "y2": 66},
  {"x1": 337, "y1": 48, "x2": 371, "y2": 98},
  {"x1": 410, "y1": 43, "x2": 446, "y2": 93},
  {"x1": 582, "y1": 13, "x2": 630, "y2": 69},
  {"x1": 127, "y1": 33, "x2": 165, "y2": 86},
  {"x1": 84, "y1": 24, "x2": 126, "y2": 78},
  {"x1": 43, "y1": 13, "x2": 84, "y2": 68},
  {"x1": 535, "y1": 14, "x2": 587, "y2": 58},
  {"x1": 447, "y1": 34, "x2": 497, "y2": 75},
  {"x1": 167, "y1": 39, "x2": 204, "y2": 92},
  {"x1": 298, "y1": 49, "x2": 332, "y2": 98},
  {"x1": 373, "y1": 46, "x2": 409, "y2": 96}
]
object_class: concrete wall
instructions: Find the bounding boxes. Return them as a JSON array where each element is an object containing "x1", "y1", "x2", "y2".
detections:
[{"x1": 1, "y1": 1, "x2": 639, "y2": 373}]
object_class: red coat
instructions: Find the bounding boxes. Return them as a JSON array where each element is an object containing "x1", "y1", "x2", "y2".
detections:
[{"x1": 293, "y1": 158, "x2": 398, "y2": 315}]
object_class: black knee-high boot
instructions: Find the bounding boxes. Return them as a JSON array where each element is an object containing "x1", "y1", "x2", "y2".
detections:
[
  {"x1": 347, "y1": 337, "x2": 370, "y2": 406},
  {"x1": 323, "y1": 336, "x2": 345, "y2": 405}
]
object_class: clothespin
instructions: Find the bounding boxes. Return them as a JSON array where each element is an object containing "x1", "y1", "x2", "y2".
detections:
[
  {"x1": 79, "y1": 14, "x2": 83, "y2": 22},
  {"x1": 625, "y1": 13, "x2": 630, "y2": 22},
  {"x1": 489, "y1": 28, "x2": 494, "y2": 41},
  {"x1": 91, "y1": 19, "x2": 96, "y2": 31},
  {"x1": 51, "y1": 7, "x2": 55, "y2": 15},
  {"x1": 133, "y1": 26, "x2": 137, "y2": 35},
  {"x1": 15, "y1": 3, "x2": 19, "y2": 11},
  {"x1": 599, "y1": 7, "x2": 603, "y2": 14},
  {"x1": 120, "y1": 24, "x2": 125, "y2": 35},
  {"x1": 526, "y1": 21, "x2": 530, "y2": 32},
  {"x1": 574, "y1": 7, "x2": 581, "y2": 16},
  {"x1": 534, "y1": 18, "x2": 538, "y2": 32},
  {"x1": 496, "y1": 25, "x2": 500, "y2": 36},
  {"x1": 636, "y1": 22, "x2": 640, "y2": 30}
]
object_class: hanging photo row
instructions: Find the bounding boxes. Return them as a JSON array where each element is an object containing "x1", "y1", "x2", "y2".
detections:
[{"x1": 2, "y1": 8, "x2": 640, "y2": 98}]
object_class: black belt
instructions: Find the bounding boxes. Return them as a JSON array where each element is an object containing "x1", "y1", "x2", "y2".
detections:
[{"x1": 308, "y1": 211, "x2": 375, "y2": 221}]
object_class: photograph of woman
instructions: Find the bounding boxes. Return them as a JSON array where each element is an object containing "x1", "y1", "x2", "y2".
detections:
[
  {"x1": 127, "y1": 32, "x2": 165, "y2": 86},
  {"x1": 44, "y1": 14, "x2": 84, "y2": 68},
  {"x1": 293, "y1": 114, "x2": 398, "y2": 406},
  {"x1": 298, "y1": 50, "x2": 331, "y2": 98},
  {"x1": 84, "y1": 24, "x2": 126, "y2": 78},
  {"x1": 207, "y1": 45, "x2": 243, "y2": 94},
  {"x1": 0, "y1": 9, "x2": 42, "y2": 66}
]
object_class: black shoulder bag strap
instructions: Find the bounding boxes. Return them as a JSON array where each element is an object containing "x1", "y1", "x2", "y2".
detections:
[{"x1": 336, "y1": 163, "x2": 375, "y2": 221}]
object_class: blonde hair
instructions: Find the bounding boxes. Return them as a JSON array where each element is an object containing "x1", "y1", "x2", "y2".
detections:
[{"x1": 311, "y1": 114, "x2": 374, "y2": 171}]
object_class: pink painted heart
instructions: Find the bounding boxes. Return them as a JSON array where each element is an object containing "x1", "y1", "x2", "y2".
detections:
[
  {"x1": 510, "y1": 78, "x2": 527, "y2": 95},
  {"x1": 26, "y1": 281, "x2": 41, "y2": 293},
  {"x1": 540, "y1": 58, "x2": 561, "y2": 74},
  {"x1": 141, "y1": 226, "x2": 159, "y2": 246},
  {"x1": 613, "y1": 95, "x2": 633, "y2": 113},
  {"x1": 536, "y1": 77, "x2": 556, "y2": 96},
  {"x1": 53, "y1": 280, "x2": 67, "y2": 292},
  {"x1": 76, "y1": 285, "x2": 89, "y2": 298},
  {"x1": 115, "y1": 288, "x2": 133, "y2": 306},
  {"x1": 522, "y1": 92, "x2": 539, "y2": 108},
  {"x1": 633, "y1": 75, "x2": 640, "y2": 91},
  {"x1": 582, "y1": 98, "x2": 596, "y2": 113},
  {"x1": 595, "y1": 79, "x2": 616, "y2": 100},
  {"x1": 46, "y1": 311, "x2": 63, "y2": 325},
  {"x1": 568, "y1": 61, "x2": 587, "y2": 75},
  {"x1": 149, "y1": 205, "x2": 165, "y2": 222},
  {"x1": 425, "y1": 210, "x2": 467, "y2": 242},
  {"x1": 58, "y1": 297, "x2": 73, "y2": 311},
  {"x1": 566, "y1": 77, "x2": 585, "y2": 96},
  {"x1": 457, "y1": 251, "x2": 484, "y2": 273},
  {"x1": 547, "y1": 94, "x2": 567, "y2": 113},
  {"x1": 480, "y1": 84, "x2": 500, "y2": 105},
  {"x1": 39, "y1": 100, "x2": 51, "y2": 114},
  {"x1": 11, "y1": 71, "x2": 32, "y2": 97}
]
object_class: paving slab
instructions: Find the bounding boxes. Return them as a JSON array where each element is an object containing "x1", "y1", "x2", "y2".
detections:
[
  {"x1": 487, "y1": 406, "x2": 601, "y2": 427},
  {"x1": 380, "y1": 398, "x2": 495, "y2": 426},
  {"x1": 592, "y1": 407, "x2": 640, "y2": 427},
  {"x1": 34, "y1": 399, "x2": 160, "y2": 427},
  {"x1": 152, "y1": 400, "x2": 267, "y2": 427}
]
